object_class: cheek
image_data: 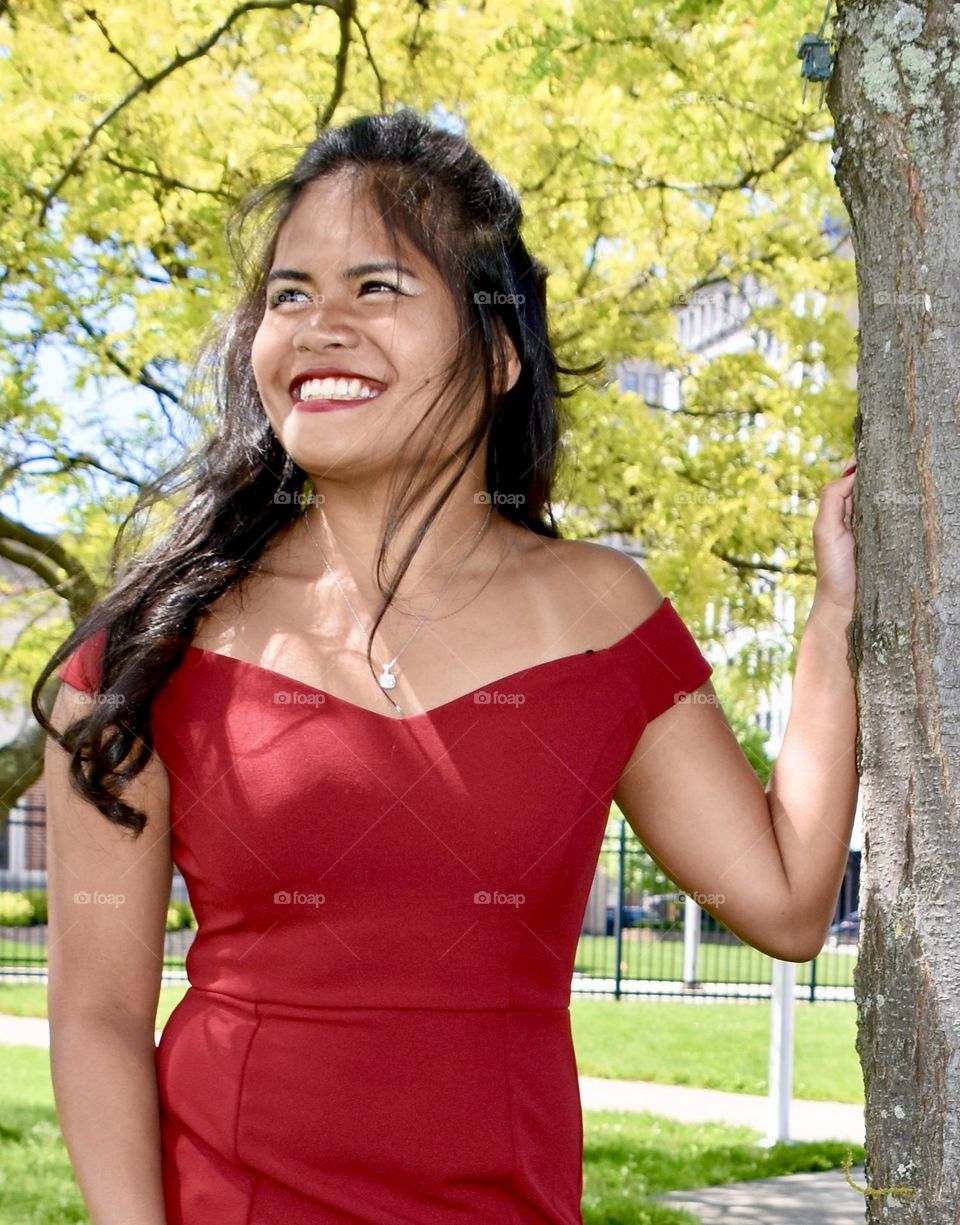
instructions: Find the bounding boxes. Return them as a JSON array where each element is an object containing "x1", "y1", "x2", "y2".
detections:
[
  {"x1": 250, "y1": 325, "x2": 270, "y2": 384},
  {"x1": 250, "y1": 326, "x2": 289, "y2": 428}
]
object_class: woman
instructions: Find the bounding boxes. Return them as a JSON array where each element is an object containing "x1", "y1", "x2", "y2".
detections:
[{"x1": 36, "y1": 108, "x2": 859, "y2": 1225}]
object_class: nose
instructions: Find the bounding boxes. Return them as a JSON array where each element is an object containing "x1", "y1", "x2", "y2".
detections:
[{"x1": 292, "y1": 298, "x2": 359, "y2": 352}]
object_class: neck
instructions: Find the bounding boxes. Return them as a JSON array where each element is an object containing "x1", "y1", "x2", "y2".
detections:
[{"x1": 294, "y1": 473, "x2": 513, "y2": 600}]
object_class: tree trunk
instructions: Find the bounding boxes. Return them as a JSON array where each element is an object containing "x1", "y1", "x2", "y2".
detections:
[{"x1": 828, "y1": 2, "x2": 960, "y2": 1219}]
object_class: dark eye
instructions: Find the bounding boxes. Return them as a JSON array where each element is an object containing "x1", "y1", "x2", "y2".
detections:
[
  {"x1": 360, "y1": 280, "x2": 402, "y2": 295},
  {"x1": 268, "y1": 287, "x2": 312, "y2": 307}
]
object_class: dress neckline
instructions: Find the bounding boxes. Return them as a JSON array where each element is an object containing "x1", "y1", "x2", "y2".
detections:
[{"x1": 185, "y1": 597, "x2": 670, "y2": 725}]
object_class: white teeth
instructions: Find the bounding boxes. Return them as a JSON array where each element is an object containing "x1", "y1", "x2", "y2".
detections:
[{"x1": 297, "y1": 376, "x2": 381, "y2": 401}]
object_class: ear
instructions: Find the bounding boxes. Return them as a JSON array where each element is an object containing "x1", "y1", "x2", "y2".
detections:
[{"x1": 492, "y1": 320, "x2": 521, "y2": 396}]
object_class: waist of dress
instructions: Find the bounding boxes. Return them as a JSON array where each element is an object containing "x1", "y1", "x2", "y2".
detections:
[{"x1": 184, "y1": 985, "x2": 571, "y2": 1018}]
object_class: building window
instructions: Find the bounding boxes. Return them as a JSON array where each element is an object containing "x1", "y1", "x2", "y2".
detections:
[
  {"x1": 621, "y1": 371, "x2": 639, "y2": 392},
  {"x1": 643, "y1": 373, "x2": 660, "y2": 404}
]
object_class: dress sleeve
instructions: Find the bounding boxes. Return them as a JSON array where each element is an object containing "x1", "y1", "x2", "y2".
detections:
[
  {"x1": 56, "y1": 627, "x2": 108, "y2": 695},
  {"x1": 620, "y1": 598, "x2": 714, "y2": 725}
]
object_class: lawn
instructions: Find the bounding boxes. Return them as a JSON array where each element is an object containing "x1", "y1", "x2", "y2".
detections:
[
  {"x1": 574, "y1": 931, "x2": 856, "y2": 989},
  {"x1": 570, "y1": 998, "x2": 865, "y2": 1104},
  {"x1": 0, "y1": 1044, "x2": 863, "y2": 1225}
]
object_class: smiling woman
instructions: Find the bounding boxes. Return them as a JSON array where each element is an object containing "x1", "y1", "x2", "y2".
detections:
[{"x1": 33, "y1": 107, "x2": 859, "y2": 1225}]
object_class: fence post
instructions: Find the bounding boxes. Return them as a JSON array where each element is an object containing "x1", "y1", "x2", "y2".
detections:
[
  {"x1": 613, "y1": 819, "x2": 626, "y2": 1001},
  {"x1": 761, "y1": 957, "x2": 795, "y2": 1146},
  {"x1": 682, "y1": 894, "x2": 701, "y2": 988}
]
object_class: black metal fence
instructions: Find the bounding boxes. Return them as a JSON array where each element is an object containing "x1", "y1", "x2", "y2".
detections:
[
  {"x1": 2, "y1": 806, "x2": 859, "y2": 999},
  {"x1": 576, "y1": 819, "x2": 859, "y2": 1003}
]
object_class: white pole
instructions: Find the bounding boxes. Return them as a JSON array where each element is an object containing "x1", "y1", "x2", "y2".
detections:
[
  {"x1": 682, "y1": 894, "x2": 701, "y2": 986},
  {"x1": 761, "y1": 957, "x2": 795, "y2": 1146}
]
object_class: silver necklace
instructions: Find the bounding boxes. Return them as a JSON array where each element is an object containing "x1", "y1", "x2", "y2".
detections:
[{"x1": 302, "y1": 504, "x2": 494, "y2": 714}]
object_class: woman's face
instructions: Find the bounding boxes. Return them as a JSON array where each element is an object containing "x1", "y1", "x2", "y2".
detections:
[{"x1": 251, "y1": 172, "x2": 490, "y2": 484}]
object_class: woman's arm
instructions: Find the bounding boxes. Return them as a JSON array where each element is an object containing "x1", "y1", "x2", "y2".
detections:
[
  {"x1": 45, "y1": 679, "x2": 173, "y2": 1225},
  {"x1": 610, "y1": 466, "x2": 860, "y2": 961}
]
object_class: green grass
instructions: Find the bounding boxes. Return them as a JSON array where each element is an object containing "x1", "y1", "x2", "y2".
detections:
[
  {"x1": 581, "y1": 1111, "x2": 863, "y2": 1224},
  {"x1": 571, "y1": 998, "x2": 864, "y2": 1104},
  {"x1": 574, "y1": 932, "x2": 856, "y2": 988},
  {"x1": 0, "y1": 939, "x2": 48, "y2": 961},
  {"x1": 0, "y1": 1044, "x2": 863, "y2": 1225},
  {"x1": 0, "y1": 1046, "x2": 89, "y2": 1222}
]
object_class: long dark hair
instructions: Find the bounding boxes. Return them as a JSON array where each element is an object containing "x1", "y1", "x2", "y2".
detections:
[{"x1": 32, "y1": 107, "x2": 604, "y2": 835}]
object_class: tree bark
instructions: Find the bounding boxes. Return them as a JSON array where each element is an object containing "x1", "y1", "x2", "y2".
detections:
[{"x1": 828, "y1": 2, "x2": 960, "y2": 1219}]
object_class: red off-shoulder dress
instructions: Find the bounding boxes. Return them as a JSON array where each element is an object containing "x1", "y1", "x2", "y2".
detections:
[{"x1": 57, "y1": 597, "x2": 712, "y2": 1224}]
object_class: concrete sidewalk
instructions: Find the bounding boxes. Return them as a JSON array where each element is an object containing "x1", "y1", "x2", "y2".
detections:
[
  {"x1": 656, "y1": 1165, "x2": 869, "y2": 1223},
  {"x1": 578, "y1": 1075, "x2": 864, "y2": 1144},
  {"x1": 578, "y1": 1075, "x2": 866, "y2": 1223},
  {"x1": 3, "y1": 1012, "x2": 866, "y2": 1223}
]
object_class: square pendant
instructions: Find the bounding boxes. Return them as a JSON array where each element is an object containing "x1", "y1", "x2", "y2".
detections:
[{"x1": 379, "y1": 670, "x2": 397, "y2": 690}]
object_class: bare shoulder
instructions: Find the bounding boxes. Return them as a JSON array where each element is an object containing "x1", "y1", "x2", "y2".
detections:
[{"x1": 523, "y1": 535, "x2": 665, "y2": 646}]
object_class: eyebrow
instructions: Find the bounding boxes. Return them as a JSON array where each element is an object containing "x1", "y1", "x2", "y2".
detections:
[{"x1": 266, "y1": 261, "x2": 420, "y2": 285}]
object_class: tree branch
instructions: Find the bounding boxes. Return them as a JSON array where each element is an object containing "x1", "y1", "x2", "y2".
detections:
[
  {"x1": 82, "y1": 6, "x2": 149, "y2": 82},
  {"x1": 0, "y1": 512, "x2": 98, "y2": 618},
  {"x1": 712, "y1": 547, "x2": 814, "y2": 578},
  {"x1": 100, "y1": 153, "x2": 236, "y2": 201},
  {"x1": 33, "y1": 0, "x2": 339, "y2": 223},
  {"x1": 72, "y1": 314, "x2": 182, "y2": 406},
  {"x1": 0, "y1": 721, "x2": 49, "y2": 829},
  {"x1": 352, "y1": 11, "x2": 386, "y2": 110},
  {"x1": 317, "y1": 0, "x2": 355, "y2": 130}
]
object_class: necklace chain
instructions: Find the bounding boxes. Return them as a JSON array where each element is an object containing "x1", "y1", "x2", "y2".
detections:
[{"x1": 302, "y1": 503, "x2": 494, "y2": 715}]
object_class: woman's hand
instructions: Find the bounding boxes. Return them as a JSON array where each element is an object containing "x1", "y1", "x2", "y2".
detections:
[{"x1": 812, "y1": 455, "x2": 857, "y2": 613}]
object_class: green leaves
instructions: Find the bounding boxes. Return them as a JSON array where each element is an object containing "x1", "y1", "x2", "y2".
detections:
[{"x1": 2, "y1": 0, "x2": 853, "y2": 754}]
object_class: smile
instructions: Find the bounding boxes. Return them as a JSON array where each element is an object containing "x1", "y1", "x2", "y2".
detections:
[{"x1": 293, "y1": 376, "x2": 385, "y2": 411}]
